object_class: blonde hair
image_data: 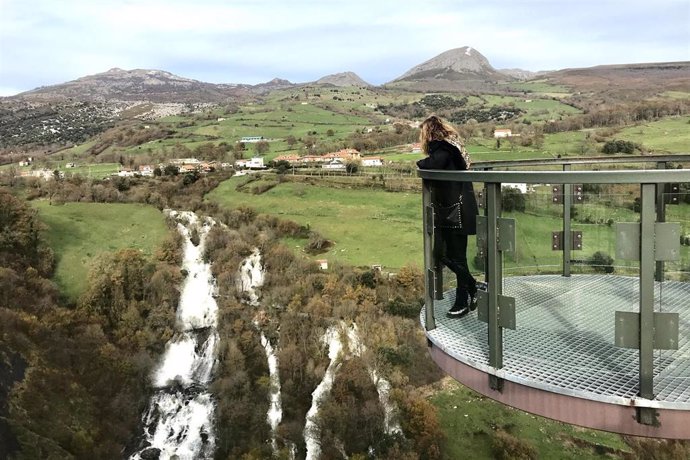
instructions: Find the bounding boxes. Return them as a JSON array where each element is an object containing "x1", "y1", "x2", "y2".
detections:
[
  {"x1": 419, "y1": 115, "x2": 471, "y2": 166},
  {"x1": 420, "y1": 115, "x2": 458, "y2": 153}
]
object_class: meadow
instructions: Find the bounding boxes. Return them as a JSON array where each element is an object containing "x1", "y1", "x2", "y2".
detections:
[
  {"x1": 432, "y1": 379, "x2": 632, "y2": 459},
  {"x1": 32, "y1": 201, "x2": 169, "y2": 300}
]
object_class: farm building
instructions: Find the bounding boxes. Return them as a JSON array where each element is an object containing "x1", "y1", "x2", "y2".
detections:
[
  {"x1": 235, "y1": 157, "x2": 266, "y2": 169},
  {"x1": 494, "y1": 128, "x2": 512, "y2": 138},
  {"x1": 362, "y1": 157, "x2": 383, "y2": 167},
  {"x1": 240, "y1": 136, "x2": 264, "y2": 143},
  {"x1": 322, "y1": 159, "x2": 346, "y2": 170}
]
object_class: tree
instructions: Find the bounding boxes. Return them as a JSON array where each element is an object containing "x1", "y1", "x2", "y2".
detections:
[
  {"x1": 345, "y1": 160, "x2": 360, "y2": 174},
  {"x1": 285, "y1": 135, "x2": 298, "y2": 148},
  {"x1": 501, "y1": 187, "x2": 526, "y2": 212},
  {"x1": 163, "y1": 164, "x2": 179, "y2": 176},
  {"x1": 254, "y1": 140, "x2": 270, "y2": 155}
]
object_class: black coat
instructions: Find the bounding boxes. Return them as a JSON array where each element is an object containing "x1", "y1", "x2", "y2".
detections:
[{"x1": 417, "y1": 140, "x2": 478, "y2": 235}]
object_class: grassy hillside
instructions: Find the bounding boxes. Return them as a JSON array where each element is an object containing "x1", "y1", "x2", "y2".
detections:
[
  {"x1": 431, "y1": 379, "x2": 632, "y2": 459},
  {"x1": 32, "y1": 201, "x2": 169, "y2": 300},
  {"x1": 207, "y1": 175, "x2": 426, "y2": 269}
]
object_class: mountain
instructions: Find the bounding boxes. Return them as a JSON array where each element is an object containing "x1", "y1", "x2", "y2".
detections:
[
  {"x1": 251, "y1": 77, "x2": 297, "y2": 92},
  {"x1": 388, "y1": 46, "x2": 513, "y2": 91},
  {"x1": 315, "y1": 72, "x2": 371, "y2": 87},
  {"x1": 543, "y1": 61, "x2": 690, "y2": 94},
  {"x1": 498, "y1": 68, "x2": 545, "y2": 80},
  {"x1": 12, "y1": 68, "x2": 253, "y2": 103},
  {"x1": 10, "y1": 69, "x2": 305, "y2": 104}
]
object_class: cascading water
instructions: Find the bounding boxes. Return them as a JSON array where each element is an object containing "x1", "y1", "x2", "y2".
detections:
[
  {"x1": 304, "y1": 325, "x2": 343, "y2": 460},
  {"x1": 304, "y1": 322, "x2": 402, "y2": 458},
  {"x1": 238, "y1": 250, "x2": 291, "y2": 457},
  {"x1": 130, "y1": 210, "x2": 219, "y2": 460},
  {"x1": 346, "y1": 324, "x2": 401, "y2": 435}
]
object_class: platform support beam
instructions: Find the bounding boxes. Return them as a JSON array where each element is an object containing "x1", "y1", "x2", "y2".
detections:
[
  {"x1": 422, "y1": 179, "x2": 437, "y2": 331},
  {"x1": 638, "y1": 183, "x2": 658, "y2": 426},
  {"x1": 562, "y1": 164, "x2": 572, "y2": 277},
  {"x1": 486, "y1": 183, "x2": 504, "y2": 382}
]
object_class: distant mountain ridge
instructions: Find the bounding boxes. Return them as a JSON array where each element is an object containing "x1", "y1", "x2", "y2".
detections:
[
  {"x1": 12, "y1": 68, "x2": 298, "y2": 103},
  {"x1": 5, "y1": 47, "x2": 689, "y2": 104},
  {"x1": 315, "y1": 72, "x2": 371, "y2": 87}
]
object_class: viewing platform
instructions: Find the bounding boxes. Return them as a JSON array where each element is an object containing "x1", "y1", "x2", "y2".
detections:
[{"x1": 418, "y1": 155, "x2": 690, "y2": 439}]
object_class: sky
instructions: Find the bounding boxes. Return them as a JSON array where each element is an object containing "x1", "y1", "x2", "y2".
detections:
[{"x1": 0, "y1": 0, "x2": 688, "y2": 96}]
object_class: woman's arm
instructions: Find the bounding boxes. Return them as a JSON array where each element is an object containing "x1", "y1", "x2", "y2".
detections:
[{"x1": 416, "y1": 148, "x2": 452, "y2": 170}]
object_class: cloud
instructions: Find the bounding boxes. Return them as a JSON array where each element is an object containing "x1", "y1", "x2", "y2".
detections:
[{"x1": 0, "y1": 0, "x2": 688, "y2": 95}]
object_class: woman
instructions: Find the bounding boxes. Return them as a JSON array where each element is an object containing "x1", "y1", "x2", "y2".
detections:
[{"x1": 416, "y1": 115, "x2": 479, "y2": 318}]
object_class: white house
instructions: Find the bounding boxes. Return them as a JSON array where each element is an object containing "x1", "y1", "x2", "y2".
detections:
[
  {"x1": 240, "y1": 136, "x2": 264, "y2": 143},
  {"x1": 503, "y1": 183, "x2": 530, "y2": 194},
  {"x1": 139, "y1": 165, "x2": 155, "y2": 176},
  {"x1": 494, "y1": 128, "x2": 512, "y2": 138},
  {"x1": 362, "y1": 157, "x2": 383, "y2": 167},
  {"x1": 235, "y1": 157, "x2": 266, "y2": 169},
  {"x1": 316, "y1": 259, "x2": 329, "y2": 270},
  {"x1": 322, "y1": 159, "x2": 346, "y2": 170}
]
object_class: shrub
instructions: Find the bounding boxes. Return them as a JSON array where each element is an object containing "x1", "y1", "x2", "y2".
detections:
[
  {"x1": 384, "y1": 297, "x2": 421, "y2": 318},
  {"x1": 602, "y1": 139, "x2": 637, "y2": 154},
  {"x1": 588, "y1": 251, "x2": 614, "y2": 273},
  {"x1": 502, "y1": 187, "x2": 526, "y2": 212}
]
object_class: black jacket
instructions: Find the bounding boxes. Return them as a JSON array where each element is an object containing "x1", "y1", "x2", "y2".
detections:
[{"x1": 417, "y1": 140, "x2": 478, "y2": 235}]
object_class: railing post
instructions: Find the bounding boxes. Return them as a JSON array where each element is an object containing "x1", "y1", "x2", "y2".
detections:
[
  {"x1": 422, "y1": 178, "x2": 436, "y2": 331},
  {"x1": 486, "y1": 182, "x2": 503, "y2": 378},
  {"x1": 655, "y1": 162, "x2": 666, "y2": 282},
  {"x1": 638, "y1": 183, "x2": 656, "y2": 424},
  {"x1": 563, "y1": 164, "x2": 572, "y2": 277}
]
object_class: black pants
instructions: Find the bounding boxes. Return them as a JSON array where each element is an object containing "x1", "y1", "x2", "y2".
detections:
[{"x1": 438, "y1": 228, "x2": 477, "y2": 302}]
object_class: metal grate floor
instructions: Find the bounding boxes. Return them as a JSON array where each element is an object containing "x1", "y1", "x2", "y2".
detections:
[{"x1": 422, "y1": 275, "x2": 690, "y2": 409}]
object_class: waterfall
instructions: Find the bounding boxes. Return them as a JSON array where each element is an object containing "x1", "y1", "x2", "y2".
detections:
[
  {"x1": 346, "y1": 324, "x2": 401, "y2": 435},
  {"x1": 261, "y1": 332, "x2": 283, "y2": 453},
  {"x1": 304, "y1": 325, "x2": 343, "y2": 460},
  {"x1": 238, "y1": 250, "x2": 291, "y2": 457},
  {"x1": 129, "y1": 210, "x2": 219, "y2": 460},
  {"x1": 303, "y1": 322, "x2": 402, "y2": 458}
]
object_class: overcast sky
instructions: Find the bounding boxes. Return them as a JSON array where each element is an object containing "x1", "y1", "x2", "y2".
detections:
[{"x1": 1, "y1": 0, "x2": 688, "y2": 96}]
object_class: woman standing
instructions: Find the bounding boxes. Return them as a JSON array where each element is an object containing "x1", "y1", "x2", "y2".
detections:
[{"x1": 417, "y1": 115, "x2": 479, "y2": 318}]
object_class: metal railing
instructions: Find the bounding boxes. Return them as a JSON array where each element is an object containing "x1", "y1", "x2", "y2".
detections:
[{"x1": 418, "y1": 154, "x2": 690, "y2": 425}]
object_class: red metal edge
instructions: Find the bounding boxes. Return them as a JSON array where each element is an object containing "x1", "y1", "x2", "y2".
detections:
[{"x1": 428, "y1": 341, "x2": 690, "y2": 439}]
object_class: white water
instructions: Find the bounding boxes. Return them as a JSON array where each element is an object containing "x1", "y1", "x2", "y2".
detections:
[
  {"x1": 130, "y1": 210, "x2": 219, "y2": 460},
  {"x1": 238, "y1": 250, "x2": 290, "y2": 456},
  {"x1": 346, "y1": 324, "x2": 401, "y2": 435},
  {"x1": 304, "y1": 322, "x2": 401, "y2": 458},
  {"x1": 261, "y1": 332, "x2": 283, "y2": 452},
  {"x1": 237, "y1": 249, "x2": 263, "y2": 306},
  {"x1": 304, "y1": 325, "x2": 343, "y2": 460}
]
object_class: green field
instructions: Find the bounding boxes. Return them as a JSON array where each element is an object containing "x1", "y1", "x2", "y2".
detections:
[
  {"x1": 615, "y1": 116, "x2": 690, "y2": 153},
  {"x1": 431, "y1": 380, "x2": 631, "y2": 460},
  {"x1": 32, "y1": 201, "x2": 169, "y2": 300},
  {"x1": 482, "y1": 94, "x2": 581, "y2": 122},
  {"x1": 207, "y1": 175, "x2": 425, "y2": 269}
]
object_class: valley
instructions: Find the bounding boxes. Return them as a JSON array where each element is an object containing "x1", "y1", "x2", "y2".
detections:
[{"x1": 1, "y1": 46, "x2": 689, "y2": 459}]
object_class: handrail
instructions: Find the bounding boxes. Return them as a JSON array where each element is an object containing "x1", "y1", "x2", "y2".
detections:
[
  {"x1": 472, "y1": 154, "x2": 690, "y2": 169},
  {"x1": 417, "y1": 168, "x2": 690, "y2": 184}
]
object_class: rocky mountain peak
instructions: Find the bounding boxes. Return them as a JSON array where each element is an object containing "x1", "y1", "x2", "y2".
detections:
[
  {"x1": 395, "y1": 46, "x2": 498, "y2": 81},
  {"x1": 315, "y1": 71, "x2": 371, "y2": 87}
]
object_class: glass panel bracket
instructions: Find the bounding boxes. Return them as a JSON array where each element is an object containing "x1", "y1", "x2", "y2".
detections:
[
  {"x1": 614, "y1": 311, "x2": 679, "y2": 350},
  {"x1": 477, "y1": 291, "x2": 517, "y2": 330},
  {"x1": 615, "y1": 222, "x2": 681, "y2": 261}
]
